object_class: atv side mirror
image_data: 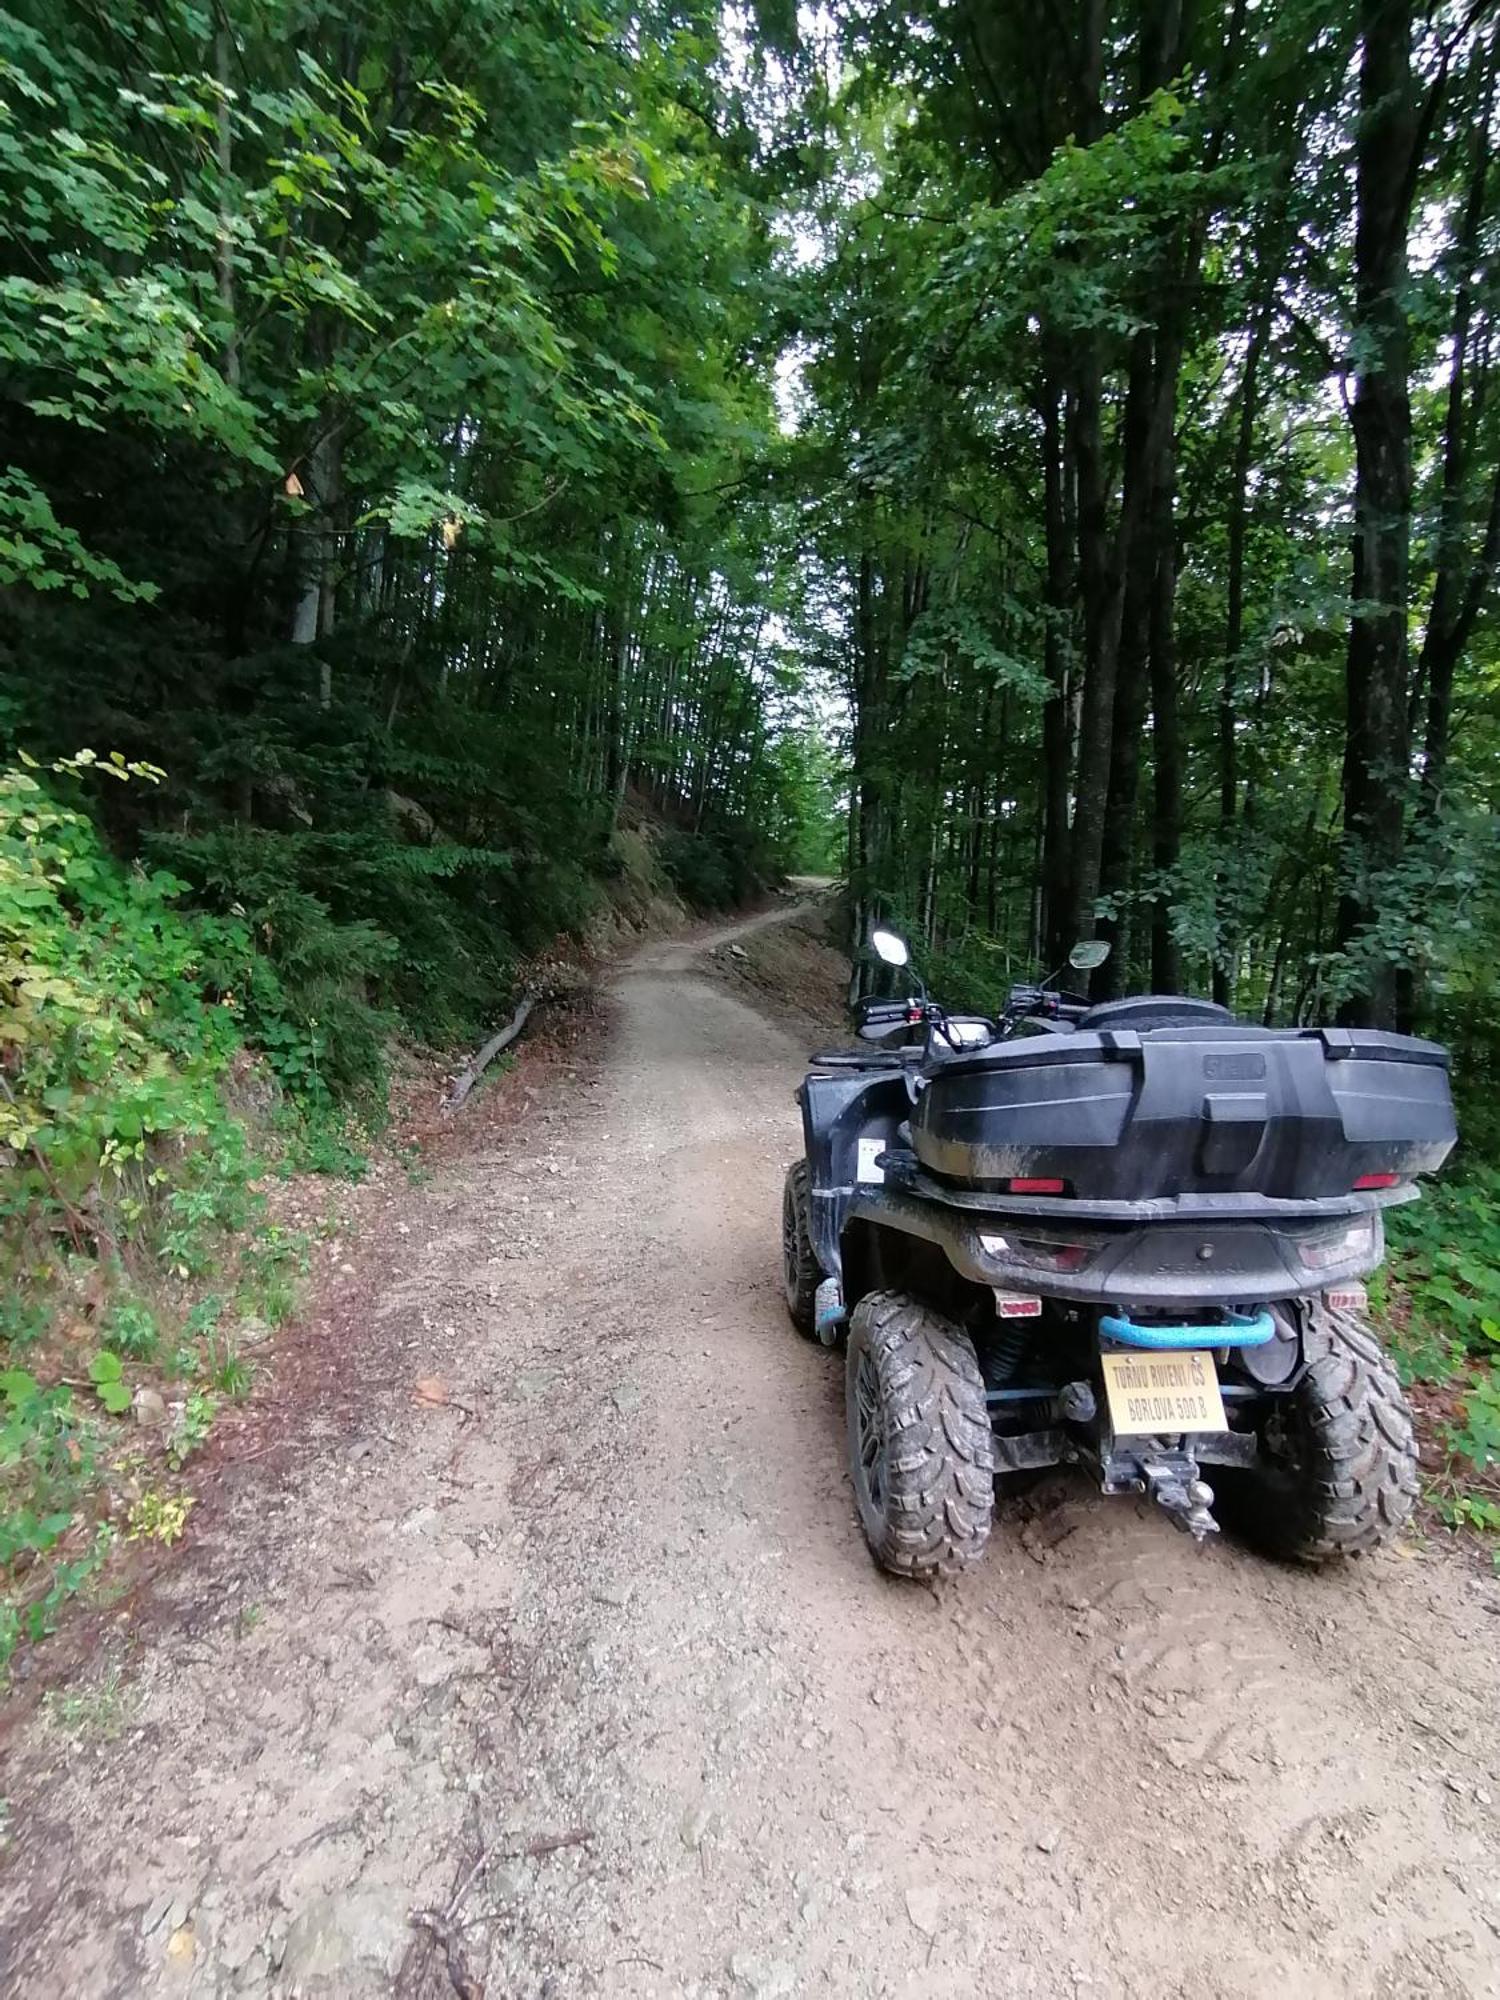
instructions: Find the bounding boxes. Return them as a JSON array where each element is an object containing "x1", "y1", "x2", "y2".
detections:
[
  {"x1": 1069, "y1": 939, "x2": 1111, "y2": 972},
  {"x1": 870, "y1": 927, "x2": 910, "y2": 968}
]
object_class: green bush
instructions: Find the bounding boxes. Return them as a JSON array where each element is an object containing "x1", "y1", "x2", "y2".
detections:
[
  {"x1": 659, "y1": 828, "x2": 737, "y2": 908},
  {"x1": 659, "y1": 819, "x2": 786, "y2": 911},
  {"x1": 0, "y1": 754, "x2": 272, "y2": 1673},
  {"x1": 0, "y1": 757, "x2": 251, "y2": 1228}
]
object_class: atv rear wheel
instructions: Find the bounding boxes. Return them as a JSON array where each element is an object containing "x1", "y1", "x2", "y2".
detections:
[
  {"x1": 1219, "y1": 1298, "x2": 1419, "y2": 1563},
  {"x1": 845, "y1": 1290, "x2": 995, "y2": 1577},
  {"x1": 781, "y1": 1161, "x2": 820, "y2": 1338}
]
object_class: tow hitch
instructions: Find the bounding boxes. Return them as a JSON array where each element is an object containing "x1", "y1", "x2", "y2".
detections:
[{"x1": 1098, "y1": 1440, "x2": 1219, "y2": 1543}]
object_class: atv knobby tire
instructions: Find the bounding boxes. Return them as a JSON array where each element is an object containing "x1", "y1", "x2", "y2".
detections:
[
  {"x1": 1220, "y1": 1298, "x2": 1418, "y2": 1563},
  {"x1": 845, "y1": 1290, "x2": 995, "y2": 1577},
  {"x1": 781, "y1": 1162, "x2": 820, "y2": 1338}
]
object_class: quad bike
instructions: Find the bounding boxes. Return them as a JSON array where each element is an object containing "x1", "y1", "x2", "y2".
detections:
[{"x1": 781, "y1": 929, "x2": 1457, "y2": 1574}]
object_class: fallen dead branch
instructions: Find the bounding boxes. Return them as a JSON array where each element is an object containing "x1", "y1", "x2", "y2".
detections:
[
  {"x1": 407, "y1": 1841, "x2": 492, "y2": 2000},
  {"x1": 509, "y1": 1826, "x2": 594, "y2": 1860},
  {"x1": 445, "y1": 995, "x2": 535, "y2": 1110},
  {"x1": 408, "y1": 1908, "x2": 484, "y2": 2000}
]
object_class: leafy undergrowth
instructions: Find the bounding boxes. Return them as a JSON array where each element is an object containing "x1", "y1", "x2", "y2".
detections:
[
  {"x1": 0, "y1": 757, "x2": 367, "y2": 1680},
  {"x1": 1376, "y1": 1160, "x2": 1500, "y2": 1564}
]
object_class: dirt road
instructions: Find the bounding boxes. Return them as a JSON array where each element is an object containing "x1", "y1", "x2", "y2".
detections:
[{"x1": 4, "y1": 901, "x2": 1500, "y2": 1998}]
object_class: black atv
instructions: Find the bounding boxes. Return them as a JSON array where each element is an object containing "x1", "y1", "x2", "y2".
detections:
[{"x1": 781, "y1": 929, "x2": 1457, "y2": 1574}]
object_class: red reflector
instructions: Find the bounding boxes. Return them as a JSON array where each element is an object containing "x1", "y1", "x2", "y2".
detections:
[
  {"x1": 995, "y1": 1294, "x2": 1043, "y2": 1318},
  {"x1": 1008, "y1": 1177, "x2": 1066, "y2": 1195},
  {"x1": 1325, "y1": 1284, "x2": 1368, "y2": 1312},
  {"x1": 1354, "y1": 1172, "x2": 1399, "y2": 1190}
]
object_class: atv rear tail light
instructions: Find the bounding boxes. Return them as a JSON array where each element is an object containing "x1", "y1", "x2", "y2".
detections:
[
  {"x1": 1353, "y1": 1172, "x2": 1400, "y2": 1190},
  {"x1": 1324, "y1": 1284, "x2": 1368, "y2": 1311},
  {"x1": 1016, "y1": 1237, "x2": 1090, "y2": 1274},
  {"x1": 978, "y1": 1232, "x2": 1090, "y2": 1275},
  {"x1": 993, "y1": 1291, "x2": 1043, "y2": 1318},
  {"x1": 1007, "y1": 1177, "x2": 1067, "y2": 1195},
  {"x1": 1300, "y1": 1217, "x2": 1377, "y2": 1270}
]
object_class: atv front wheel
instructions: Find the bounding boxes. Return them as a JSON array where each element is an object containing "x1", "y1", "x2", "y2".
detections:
[
  {"x1": 845, "y1": 1290, "x2": 995, "y2": 1577},
  {"x1": 1219, "y1": 1298, "x2": 1419, "y2": 1562},
  {"x1": 781, "y1": 1162, "x2": 820, "y2": 1338}
]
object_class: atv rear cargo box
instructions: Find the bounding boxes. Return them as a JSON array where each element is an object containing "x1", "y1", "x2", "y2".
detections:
[{"x1": 909, "y1": 1024, "x2": 1456, "y2": 1201}]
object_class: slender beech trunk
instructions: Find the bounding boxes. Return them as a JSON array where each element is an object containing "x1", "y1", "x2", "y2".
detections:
[
  {"x1": 1337, "y1": 0, "x2": 1419, "y2": 1029},
  {"x1": 1040, "y1": 364, "x2": 1075, "y2": 965},
  {"x1": 1214, "y1": 293, "x2": 1273, "y2": 1006},
  {"x1": 1148, "y1": 435, "x2": 1183, "y2": 997},
  {"x1": 1419, "y1": 37, "x2": 1497, "y2": 820}
]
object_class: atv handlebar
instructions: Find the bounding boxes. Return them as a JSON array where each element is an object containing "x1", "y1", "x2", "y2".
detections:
[
  {"x1": 854, "y1": 984, "x2": 1093, "y2": 1055},
  {"x1": 1001, "y1": 982, "x2": 1089, "y2": 1023}
]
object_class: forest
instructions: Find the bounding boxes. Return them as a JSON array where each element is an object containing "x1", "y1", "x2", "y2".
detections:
[{"x1": 3, "y1": 0, "x2": 1500, "y2": 1655}]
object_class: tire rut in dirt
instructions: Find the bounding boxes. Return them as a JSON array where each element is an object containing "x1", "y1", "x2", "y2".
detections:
[
  {"x1": 845, "y1": 1288, "x2": 995, "y2": 1577},
  {"x1": 1216, "y1": 1298, "x2": 1419, "y2": 1562}
]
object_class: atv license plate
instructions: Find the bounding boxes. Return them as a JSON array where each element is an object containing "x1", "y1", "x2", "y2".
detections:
[{"x1": 1100, "y1": 1349, "x2": 1227, "y2": 1437}]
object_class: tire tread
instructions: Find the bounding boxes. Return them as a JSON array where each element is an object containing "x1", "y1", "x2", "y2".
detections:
[
  {"x1": 782, "y1": 1162, "x2": 820, "y2": 1338},
  {"x1": 1225, "y1": 1299, "x2": 1418, "y2": 1564},
  {"x1": 845, "y1": 1290, "x2": 995, "y2": 1578}
]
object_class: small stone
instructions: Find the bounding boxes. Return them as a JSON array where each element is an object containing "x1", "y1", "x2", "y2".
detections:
[
  {"x1": 592, "y1": 1581, "x2": 633, "y2": 1608},
  {"x1": 134, "y1": 1388, "x2": 168, "y2": 1427},
  {"x1": 140, "y1": 1893, "x2": 174, "y2": 1938},
  {"x1": 905, "y1": 1884, "x2": 943, "y2": 1936},
  {"x1": 236, "y1": 1316, "x2": 273, "y2": 1348},
  {"x1": 1445, "y1": 1775, "x2": 1466, "y2": 1795},
  {"x1": 219, "y1": 1917, "x2": 262, "y2": 1973},
  {"x1": 1037, "y1": 1829, "x2": 1061, "y2": 1854},
  {"x1": 609, "y1": 1382, "x2": 642, "y2": 1416},
  {"x1": 1477, "y1": 1787, "x2": 1493, "y2": 1806},
  {"x1": 165, "y1": 1924, "x2": 195, "y2": 1963},
  {"x1": 233, "y1": 1948, "x2": 270, "y2": 1993},
  {"x1": 348, "y1": 1440, "x2": 375, "y2": 1463},
  {"x1": 411, "y1": 1645, "x2": 453, "y2": 1689},
  {"x1": 399, "y1": 1506, "x2": 440, "y2": 1536},
  {"x1": 728, "y1": 1952, "x2": 795, "y2": 1997},
  {"x1": 280, "y1": 1891, "x2": 406, "y2": 1985},
  {"x1": 488, "y1": 1861, "x2": 529, "y2": 1901},
  {"x1": 680, "y1": 1804, "x2": 714, "y2": 1851}
]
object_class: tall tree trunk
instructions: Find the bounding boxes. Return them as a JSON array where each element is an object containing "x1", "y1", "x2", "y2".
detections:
[
  {"x1": 1336, "y1": 0, "x2": 1419, "y2": 1029},
  {"x1": 1419, "y1": 35, "x2": 1497, "y2": 820},
  {"x1": 214, "y1": 26, "x2": 239, "y2": 390},
  {"x1": 1214, "y1": 294, "x2": 1272, "y2": 1006},
  {"x1": 1063, "y1": 345, "x2": 1115, "y2": 947},
  {"x1": 1096, "y1": 557, "x2": 1151, "y2": 999},
  {"x1": 1040, "y1": 363, "x2": 1074, "y2": 965},
  {"x1": 1149, "y1": 448, "x2": 1183, "y2": 996}
]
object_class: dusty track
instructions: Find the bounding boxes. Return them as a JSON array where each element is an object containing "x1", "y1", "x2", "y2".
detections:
[{"x1": 3, "y1": 900, "x2": 1500, "y2": 1997}]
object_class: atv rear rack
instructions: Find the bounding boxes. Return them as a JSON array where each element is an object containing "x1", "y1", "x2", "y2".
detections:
[{"x1": 874, "y1": 1149, "x2": 1417, "y2": 1225}]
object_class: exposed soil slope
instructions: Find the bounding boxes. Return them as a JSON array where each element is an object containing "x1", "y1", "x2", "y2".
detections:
[{"x1": 2, "y1": 896, "x2": 1499, "y2": 1999}]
